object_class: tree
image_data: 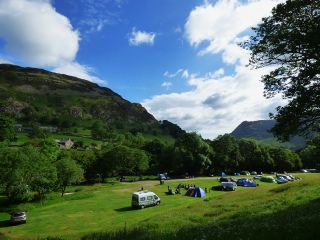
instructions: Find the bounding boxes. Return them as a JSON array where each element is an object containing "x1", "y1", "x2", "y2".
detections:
[
  {"x1": 266, "y1": 146, "x2": 302, "y2": 172},
  {"x1": 0, "y1": 145, "x2": 32, "y2": 205},
  {"x1": 91, "y1": 120, "x2": 107, "y2": 140},
  {"x1": 174, "y1": 132, "x2": 212, "y2": 175},
  {"x1": 299, "y1": 136, "x2": 320, "y2": 169},
  {"x1": 97, "y1": 145, "x2": 149, "y2": 179},
  {"x1": 71, "y1": 150, "x2": 98, "y2": 181},
  {"x1": 56, "y1": 152, "x2": 84, "y2": 196},
  {"x1": 241, "y1": 1, "x2": 320, "y2": 141},
  {"x1": 142, "y1": 139, "x2": 167, "y2": 174},
  {"x1": 28, "y1": 125, "x2": 52, "y2": 139},
  {"x1": 210, "y1": 134, "x2": 243, "y2": 172},
  {"x1": 0, "y1": 115, "x2": 16, "y2": 142},
  {"x1": 238, "y1": 138, "x2": 273, "y2": 172}
]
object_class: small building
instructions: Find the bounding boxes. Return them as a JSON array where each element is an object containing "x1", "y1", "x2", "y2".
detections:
[{"x1": 56, "y1": 139, "x2": 74, "y2": 149}]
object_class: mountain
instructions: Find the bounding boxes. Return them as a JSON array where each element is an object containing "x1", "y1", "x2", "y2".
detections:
[
  {"x1": 0, "y1": 64, "x2": 185, "y2": 139},
  {"x1": 230, "y1": 120, "x2": 306, "y2": 150}
]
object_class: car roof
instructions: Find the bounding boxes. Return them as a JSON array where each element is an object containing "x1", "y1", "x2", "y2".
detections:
[{"x1": 11, "y1": 210, "x2": 27, "y2": 214}]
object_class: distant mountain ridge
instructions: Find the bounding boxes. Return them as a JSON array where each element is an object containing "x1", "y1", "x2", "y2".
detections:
[{"x1": 230, "y1": 120, "x2": 306, "y2": 150}]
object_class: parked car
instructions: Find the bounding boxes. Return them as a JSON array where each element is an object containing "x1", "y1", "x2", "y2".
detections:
[
  {"x1": 10, "y1": 210, "x2": 27, "y2": 224},
  {"x1": 253, "y1": 175, "x2": 263, "y2": 179},
  {"x1": 219, "y1": 177, "x2": 236, "y2": 182},
  {"x1": 276, "y1": 176, "x2": 288, "y2": 184}
]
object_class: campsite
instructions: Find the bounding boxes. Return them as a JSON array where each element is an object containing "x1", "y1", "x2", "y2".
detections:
[{"x1": 0, "y1": 173, "x2": 319, "y2": 239}]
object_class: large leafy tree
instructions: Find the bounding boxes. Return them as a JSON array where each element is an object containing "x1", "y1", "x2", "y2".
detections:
[
  {"x1": 242, "y1": 0, "x2": 320, "y2": 141},
  {"x1": 0, "y1": 145, "x2": 32, "y2": 205},
  {"x1": 174, "y1": 132, "x2": 212, "y2": 175},
  {"x1": 266, "y1": 146, "x2": 302, "y2": 171},
  {"x1": 98, "y1": 145, "x2": 149, "y2": 178},
  {"x1": 238, "y1": 138, "x2": 273, "y2": 172},
  {"x1": 0, "y1": 115, "x2": 16, "y2": 142},
  {"x1": 56, "y1": 152, "x2": 84, "y2": 196},
  {"x1": 210, "y1": 134, "x2": 243, "y2": 172}
]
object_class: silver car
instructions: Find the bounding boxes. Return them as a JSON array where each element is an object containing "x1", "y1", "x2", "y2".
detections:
[{"x1": 10, "y1": 210, "x2": 27, "y2": 224}]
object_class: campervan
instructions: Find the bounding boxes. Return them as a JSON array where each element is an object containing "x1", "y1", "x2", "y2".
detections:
[
  {"x1": 220, "y1": 182, "x2": 237, "y2": 191},
  {"x1": 131, "y1": 190, "x2": 161, "y2": 209}
]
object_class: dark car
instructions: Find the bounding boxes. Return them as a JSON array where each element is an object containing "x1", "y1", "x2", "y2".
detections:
[
  {"x1": 219, "y1": 177, "x2": 236, "y2": 183},
  {"x1": 10, "y1": 210, "x2": 27, "y2": 224}
]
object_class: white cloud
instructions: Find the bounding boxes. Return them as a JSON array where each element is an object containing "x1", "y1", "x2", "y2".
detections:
[
  {"x1": 142, "y1": 0, "x2": 287, "y2": 139},
  {"x1": 53, "y1": 62, "x2": 106, "y2": 85},
  {"x1": 164, "y1": 69, "x2": 184, "y2": 78},
  {"x1": 143, "y1": 66, "x2": 287, "y2": 139},
  {"x1": 128, "y1": 27, "x2": 156, "y2": 46},
  {"x1": 182, "y1": 70, "x2": 189, "y2": 78},
  {"x1": 184, "y1": 0, "x2": 285, "y2": 56},
  {"x1": 161, "y1": 82, "x2": 172, "y2": 90},
  {"x1": 0, "y1": 0, "x2": 106, "y2": 85},
  {"x1": 0, "y1": 0, "x2": 79, "y2": 67}
]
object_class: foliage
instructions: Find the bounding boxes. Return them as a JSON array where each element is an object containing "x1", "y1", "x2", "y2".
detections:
[
  {"x1": 210, "y1": 134, "x2": 243, "y2": 172},
  {"x1": 174, "y1": 132, "x2": 212, "y2": 175},
  {"x1": 28, "y1": 125, "x2": 52, "y2": 139},
  {"x1": 266, "y1": 146, "x2": 302, "y2": 172},
  {"x1": 56, "y1": 152, "x2": 84, "y2": 196},
  {"x1": 0, "y1": 115, "x2": 16, "y2": 143},
  {"x1": 241, "y1": 0, "x2": 320, "y2": 141},
  {"x1": 97, "y1": 145, "x2": 149, "y2": 178},
  {"x1": 238, "y1": 138, "x2": 274, "y2": 171},
  {"x1": 0, "y1": 145, "x2": 33, "y2": 205}
]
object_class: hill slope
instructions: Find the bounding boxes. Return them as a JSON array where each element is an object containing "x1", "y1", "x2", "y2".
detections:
[
  {"x1": 0, "y1": 64, "x2": 185, "y2": 139},
  {"x1": 230, "y1": 120, "x2": 306, "y2": 150}
]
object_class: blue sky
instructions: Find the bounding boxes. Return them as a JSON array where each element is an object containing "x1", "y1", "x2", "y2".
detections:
[{"x1": 0, "y1": 0, "x2": 287, "y2": 139}]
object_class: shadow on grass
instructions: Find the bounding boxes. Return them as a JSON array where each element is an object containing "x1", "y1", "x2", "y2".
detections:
[
  {"x1": 114, "y1": 206, "x2": 136, "y2": 212},
  {"x1": 0, "y1": 219, "x2": 11, "y2": 228}
]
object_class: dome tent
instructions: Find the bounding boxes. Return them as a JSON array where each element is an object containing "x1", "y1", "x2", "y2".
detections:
[{"x1": 185, "y1": 187, "x2": 206, "y2": 198}]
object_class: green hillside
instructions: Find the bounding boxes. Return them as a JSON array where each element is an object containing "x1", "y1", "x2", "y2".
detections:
[
  {"x1": 231, "y1": 120, "x2": 306, "y2": 150},
  {"x1": 0, "y1": 64, "x2": 185, "y2": 142}
]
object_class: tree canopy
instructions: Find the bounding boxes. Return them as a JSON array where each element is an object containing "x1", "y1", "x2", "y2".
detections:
[{"x1": 241, "y1": 0, "x2": 320, "y2": 141}]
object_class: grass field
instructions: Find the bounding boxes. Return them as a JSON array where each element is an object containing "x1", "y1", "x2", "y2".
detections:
[{"x1": 0, "y1": 173, "x2": 319, "y2": 239}]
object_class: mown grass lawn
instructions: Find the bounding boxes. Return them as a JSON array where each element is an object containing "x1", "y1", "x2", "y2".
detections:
[{"x1": 0, "y1": 173, "x2": 319, "y2": 239}]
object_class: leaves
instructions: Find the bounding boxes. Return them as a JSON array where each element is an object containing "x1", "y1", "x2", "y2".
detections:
[{"x1": 242, "y1": 0, "x2": 320, "y2": 140}]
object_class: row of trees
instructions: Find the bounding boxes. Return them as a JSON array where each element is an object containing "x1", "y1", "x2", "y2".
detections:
[{"x1": 1, "y1": 112, "x2": 320, "y2": 205}]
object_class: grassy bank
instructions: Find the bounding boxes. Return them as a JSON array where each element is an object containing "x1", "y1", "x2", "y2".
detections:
[{"x1": 0, "y1": 173, "x2": 319, "y2": 239}]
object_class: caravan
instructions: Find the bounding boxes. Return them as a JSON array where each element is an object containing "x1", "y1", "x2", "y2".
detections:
[{"x1": 131, "y1": 190, "x2": 161, "y2": 209}]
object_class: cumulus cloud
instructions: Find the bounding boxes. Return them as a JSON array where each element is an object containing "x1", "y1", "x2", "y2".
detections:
[
  {"x1": 0, "y1": 0, "x2": 106, "y2": 85},
  {"x1": 128, "y1": 27, "x2": 156, "y2": 46},
  {"x1": 0, "y1": 0, "x2": 79, "y2": 66},
  {"x1": 142, "y1": 0, "x2": 287, "y2": 139},
  {"x1": 184, "y1": 0, "x2": 284, "y2": 56},
  {"x1": 143, "y1": 66, "x2": 287, "y2": 139}
]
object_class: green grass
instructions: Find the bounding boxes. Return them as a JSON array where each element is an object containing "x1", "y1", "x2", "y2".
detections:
[{"x1": 0, "y1": 173, "x2": 319, "y2": 239}]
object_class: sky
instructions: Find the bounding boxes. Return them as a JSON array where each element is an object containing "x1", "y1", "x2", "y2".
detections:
[{"x1": 0, "y1": 0, "x2": 288, "y2": 139}]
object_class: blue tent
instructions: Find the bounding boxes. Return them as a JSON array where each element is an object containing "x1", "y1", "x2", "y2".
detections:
[
  {"x1": 185, "y1": 187, "x2": 206, "y2": 198},
  {"x1": 236, "y1": 179, "x2": 257, "y2": 187},
  {"x1": 216, "y1": 172, "x2": 226, "y2": 177}
]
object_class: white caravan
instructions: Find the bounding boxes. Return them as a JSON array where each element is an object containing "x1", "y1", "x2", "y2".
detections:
[{"x1": 131, "y1": 190, "x2": 161, "y2": 209}]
